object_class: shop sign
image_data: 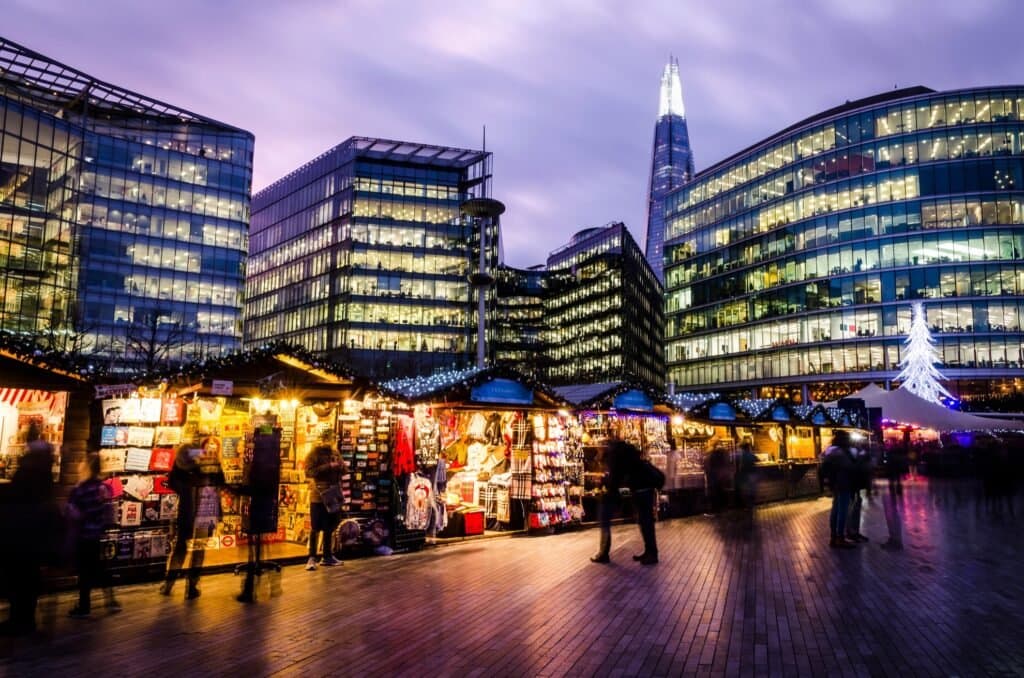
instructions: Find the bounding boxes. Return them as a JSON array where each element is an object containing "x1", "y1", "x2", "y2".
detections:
[
  {"x1": 612, "y1": 389, "x2": 654, "y2": 412},
  {"x1": 94, "y1": 383, "x2": 137, "y2": 399},
  {"x1": 771, "y1": 405, "x2": 791, "y2": 422},
  {"x1": 708, "y1": 402, "x2": 737, "y2": 421},
  {"x1": 470, "y1": 378, "x2": 534, "y2": 405},
  {"x1": 211, "y1": 379, "x2": 234, "y2": 396}
]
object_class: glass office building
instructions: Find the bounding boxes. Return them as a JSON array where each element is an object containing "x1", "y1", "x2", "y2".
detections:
[
  {"x1": 492, "y1": 264, "x2": 547, "y2": 375},
  {"x1": 663, "y1": 86, "x2": 1024, "y2": 403},
  {"x1": 1, "y1": 37, "x2": 253, "y2": 369},
  {"x1": 543, "y1": 223, "x2": 665, "y2": 388},
  {"x1": 645, "y1": 57, "x2": 695, "y2": 284},
  {"x1": 245, "y1": 137, "x2": 494, "y2": 377}
]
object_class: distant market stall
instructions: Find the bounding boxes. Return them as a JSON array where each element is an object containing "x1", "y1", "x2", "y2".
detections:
[
  {"x1": 668, "y1": 392, "x2": 865, "y2": 506},
  {"x1": 381, "y1": 366, "x2": 577, "y2": 539}
]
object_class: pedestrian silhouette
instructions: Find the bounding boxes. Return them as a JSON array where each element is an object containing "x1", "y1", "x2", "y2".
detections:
[
  {"x1": 160, "y1": 445, "x2": 224, "y2": 599},
  {"x1": 704, "y1": 444, "x2": 731, "y2": 515},
  {"x1": 591, "y1": 437, "x2": 661, "y2": 565},
  {"x1": 67, "y1": 452, "x2": 121, "y2": 618},
  {"x1": 821, "y1": 430, "x2": 857, "y2": 549},
  {"x1": 0, "y1": 424, "x2": 60, "y2": 636},
  {"x1": 734, "y1": 441, "x2": 758, "y2": 510}
]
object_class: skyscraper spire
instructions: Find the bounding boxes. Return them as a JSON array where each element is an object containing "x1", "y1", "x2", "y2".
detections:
[{"x1": 645, "y1": 56, "x2": 694, "y2": 284}]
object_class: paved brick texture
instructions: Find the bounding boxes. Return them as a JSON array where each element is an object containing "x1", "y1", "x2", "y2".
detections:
[{"x1": 2, "y1": 478, "x2": 1022, "y2": 677}]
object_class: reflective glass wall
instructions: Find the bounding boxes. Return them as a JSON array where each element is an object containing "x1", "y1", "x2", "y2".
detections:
[
  {"x1": 663, "y1": 87, "x2": 1024, "y2": 402},
  {"x1": 0, "y1": 98, "x2": 80, "y2": 334},
  {"x1": 245, "y1": 137, "x2": 492, "y2": 377},
  {"x1": 1, "y1": 37, "x2": 253, "y2": 370}
]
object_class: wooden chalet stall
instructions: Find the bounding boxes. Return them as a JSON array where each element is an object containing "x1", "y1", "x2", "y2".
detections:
[
  {"x1": 93, "y1": 345, "x2": 397, "y2": 575},
  {"x1": 380, "y1": 366, "x2": 578, "y2": 540}
]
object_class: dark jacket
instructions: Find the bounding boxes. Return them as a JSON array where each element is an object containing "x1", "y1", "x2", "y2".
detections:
[{"x1": 821, "y1": 445, "x2": 856, "y2": 492}]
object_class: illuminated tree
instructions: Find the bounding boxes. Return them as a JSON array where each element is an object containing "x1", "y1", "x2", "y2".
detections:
[{"x1": 895, "y1": 301, "x2": 953, "y2": 404}]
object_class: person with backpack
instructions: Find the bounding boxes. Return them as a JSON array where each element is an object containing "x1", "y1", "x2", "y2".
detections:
[
  {"x1": 590, "y1": 437, "x2": 663, "y2": 565},
  {"x1": 66, "y1": 452, "x2": 121, "y2": 618},
  {"x1": 821, "y1": 430, "x2": 857, "y2": 548}
]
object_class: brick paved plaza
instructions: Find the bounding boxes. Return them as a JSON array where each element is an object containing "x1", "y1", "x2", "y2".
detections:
[{"x1": 2, "y1": 479, "x2": 1022, "y2": 677}]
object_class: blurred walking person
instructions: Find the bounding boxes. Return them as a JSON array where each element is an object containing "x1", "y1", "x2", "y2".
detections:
[
  {"x1": 704, "y1": 444, "x2": 731, "y2": 515},
  {"x1": 160, "y1": 445, "x2": 223, "y2": 599},
  {"x1": 821, "y1": 430, "x2": 856, "y2": 549},
  {"x1": 591, "y1": 437, "x2": 663, "y2": 565},
  {"x1": 66, "y1": 452, "x2": 120, "y2": 618},
  {"x1": 845, "y1": 441, "x2": 871, "y2": 543},
  {"x1": 0, "y1": 425, "x2": 60, "y2": 636}
]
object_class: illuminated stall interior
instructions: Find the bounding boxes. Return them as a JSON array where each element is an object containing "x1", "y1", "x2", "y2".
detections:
[
  {"x1": 94, "y1": 344, "x2": 397, "y2": 571},
  {"x1": 382, "y1": 366, "x2": 580, "y2": 539}
]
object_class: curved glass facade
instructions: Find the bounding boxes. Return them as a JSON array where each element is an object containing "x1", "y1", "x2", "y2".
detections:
[
  {"x1": 663, "y1": 86, "x2": 1024, "y2": 402},
  {"x1": 1, "y1": 37, "x2": 253, "y2": 370}
]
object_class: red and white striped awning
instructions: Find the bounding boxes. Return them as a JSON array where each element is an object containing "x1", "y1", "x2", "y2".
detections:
[{"x1": 0, "y1": 388, "x2": 56, "y2": 408}]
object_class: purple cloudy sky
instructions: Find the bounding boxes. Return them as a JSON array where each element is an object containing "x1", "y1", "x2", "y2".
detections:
[{"x1": 6, "y1": 0, "x2": 1024, "y2": 267}]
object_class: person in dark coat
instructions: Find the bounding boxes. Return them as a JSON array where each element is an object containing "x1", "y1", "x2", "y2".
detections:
[
  {"x1": 0, "y1": 426, "x2": 59, "y2": 636},
  {"x1": 160, "y1": 445, "x2": 223, "y2": 599},
  {"x1": 590, "y1": 437, "x2": 660, "y2": 565},
  {"x1": 734, "y1": 441, "x2": 758, "y2": 509},
  {"x1": 67, "y1": 452, "x2": 120, "y2": 618},
  {"x1": 821, "y1": 430, "x2": 857, "y2": 548},
  {"x1": 704, "y1": 445, "x2": 732, "y2": 514}
]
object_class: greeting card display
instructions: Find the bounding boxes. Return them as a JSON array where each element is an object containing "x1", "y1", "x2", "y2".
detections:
[
  {"x1": 100, "y1": 426, "x2": 119, "y2": 446},
  {"x1": 139, "y1": 398, "x2": 162, "y2": 423},
  {"x1": 149, "y1": 448, "x2": 174, "y2": 472},
  {"x1": 161, "y1": 399, "x2": 186, "y2": 425},
  {"x1": 123, "y1": 475, "x2": 154, "y2": 501},
  {"x1": 159, "y1": 494, "x2": 179, "y2": 520},
  {"x1": 99, "y1": 449, "x2": 126, "y2": 474},
  {"x1": 120, "y1": 501, "x2": 142, "y2": 527},
  {"x1": 125, "y1": 447, "x2": 152, "y2": 472},
  {"x1": 126, "y1": 426, "x2": 155, "y2": 447},
  {"x1": 154, "y1": 426, "x2": 181, "y2": 447}
]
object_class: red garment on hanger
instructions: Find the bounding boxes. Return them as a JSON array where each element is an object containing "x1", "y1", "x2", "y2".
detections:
[{"x1": 393, "y1": 414, "x2": 417, "y2": 476}]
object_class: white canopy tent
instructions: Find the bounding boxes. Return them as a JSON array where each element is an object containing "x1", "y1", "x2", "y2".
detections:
[{"x1": 819, "y1": 384, "x2": 1019, "y2": 431}]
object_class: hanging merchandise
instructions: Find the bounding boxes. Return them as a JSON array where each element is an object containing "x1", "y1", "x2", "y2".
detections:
[{"x1": 405, "y1": 475, "x2": 433, "y2": 530}]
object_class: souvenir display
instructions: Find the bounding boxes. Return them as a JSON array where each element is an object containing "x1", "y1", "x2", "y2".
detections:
[{"x1": 395, "y1": 402, "x2": 581, "y2": 538}]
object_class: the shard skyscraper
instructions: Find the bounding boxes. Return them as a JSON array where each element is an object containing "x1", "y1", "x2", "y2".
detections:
[{"x1": 645, "y1": 57, "x2": 694, "y2": 283}]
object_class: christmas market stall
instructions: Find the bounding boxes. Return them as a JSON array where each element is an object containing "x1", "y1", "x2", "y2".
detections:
[
  {"x1": 552, "y1": 382, "x2": 676, "y2": 521},
  {"x1": 0, "y1": 333, "x2": 92, "y2": 493},
  {"x1": 92, "y1": 345, "x2": 398, "y2": 576},
  {"x1": 380, "y1": 366, "x2": 579, "y2": 541},
  {"x1": 668, "y1": 393, "x2": 868, "y2": 508}
]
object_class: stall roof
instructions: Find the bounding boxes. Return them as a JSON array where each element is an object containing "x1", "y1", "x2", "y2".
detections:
[
  {"x1": 381, "y1": 366, "x2": 568, "y2": 408},
  {"x1": 821, "y1": 383, "x2": 1021, "y2": 431},
  {"x1": 150, "y1": 344, "x2": 365, "y2": 399},
  {"x1": 0, "y1": 332, "x2": 90, "y2": 390},
  {"x1": 553, "y1": 381, "x2": 673, "y2": 413},
  {"x1": 667, "y1": 392, "x2": 721, "y2": 413}
]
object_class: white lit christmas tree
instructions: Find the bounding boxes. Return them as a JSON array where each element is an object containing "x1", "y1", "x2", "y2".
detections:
[{"x1": 895, "y1": 301, "x2": 953, "y2": 404}]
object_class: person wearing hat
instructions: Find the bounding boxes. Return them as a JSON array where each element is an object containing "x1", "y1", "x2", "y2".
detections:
[{"x1": 304, "y1": 442, "x2": 346, "y2": 570}]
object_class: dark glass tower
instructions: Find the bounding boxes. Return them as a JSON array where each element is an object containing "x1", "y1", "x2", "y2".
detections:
[{"x1": 645, "y1": 57, "x2": 695, "y2": 284}]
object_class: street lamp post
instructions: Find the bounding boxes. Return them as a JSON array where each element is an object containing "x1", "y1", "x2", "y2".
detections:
[{"x1": 461, "y1": 198, "x2": 505, "y2": 368}]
